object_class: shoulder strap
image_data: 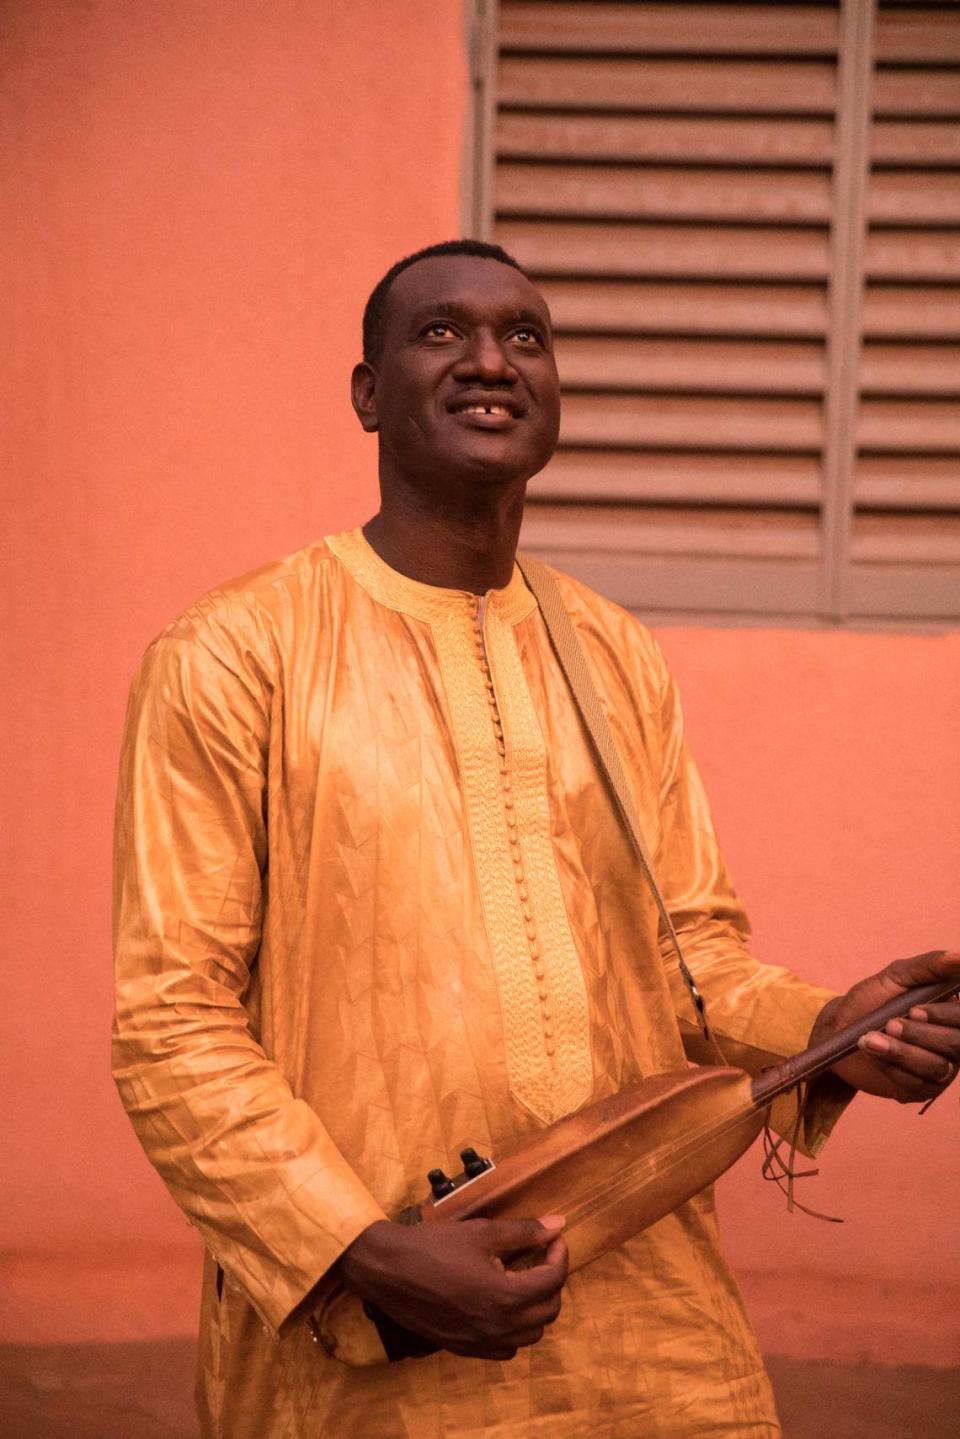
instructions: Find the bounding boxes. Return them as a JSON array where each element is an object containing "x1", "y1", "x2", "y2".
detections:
[{"x1": 516, "y1": 551, "x2": 719, "y2": 1054}]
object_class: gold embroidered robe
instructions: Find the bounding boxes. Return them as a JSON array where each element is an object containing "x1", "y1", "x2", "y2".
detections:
[{"x1": 113, "y1": 527, "x2": 847, "y2": 1438}]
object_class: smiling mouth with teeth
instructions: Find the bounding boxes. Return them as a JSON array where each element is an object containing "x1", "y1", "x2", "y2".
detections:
[{"x1": 461, "y1": 404, "x2": 512, "y2": 417}]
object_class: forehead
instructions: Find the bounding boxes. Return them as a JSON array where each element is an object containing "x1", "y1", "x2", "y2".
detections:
[{"x1": 383, "y1": 255, "x2": 551, "y2": 333}]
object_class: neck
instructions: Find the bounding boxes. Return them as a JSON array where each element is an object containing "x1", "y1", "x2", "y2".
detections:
[
  {"x1": 363, "y1": 480, "x2": 527, "y2": 593},
  {"x1": 749, "y1": 974, "x2": 959, "y2": 1108}
]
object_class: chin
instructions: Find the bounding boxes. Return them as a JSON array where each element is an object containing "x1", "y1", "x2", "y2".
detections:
[{"x1": 452, "y1": 442, "x2": 554, "y2": 488}]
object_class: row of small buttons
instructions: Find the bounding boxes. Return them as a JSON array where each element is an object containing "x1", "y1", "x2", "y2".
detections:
[{"x1": 474, "y1": 601, "x2": 555, "y2": 1060}]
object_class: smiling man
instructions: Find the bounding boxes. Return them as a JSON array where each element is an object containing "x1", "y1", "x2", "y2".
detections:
[{"x1": 113, "y1": 240, "x2": 960, "y2": 1439}]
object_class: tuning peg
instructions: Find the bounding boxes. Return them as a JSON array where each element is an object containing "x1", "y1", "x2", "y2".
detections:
[
  {"x1": 459, "y1": 1147, "x2": 491, "y2": 1179},
  {"x1": 427, "y1": 1167, "x2": 456, "y2": 1199}
]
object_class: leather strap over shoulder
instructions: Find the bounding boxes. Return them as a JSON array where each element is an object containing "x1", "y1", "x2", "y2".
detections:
[{"x1": 516, "y1": 550, "x2": 720, "y2": 1058}]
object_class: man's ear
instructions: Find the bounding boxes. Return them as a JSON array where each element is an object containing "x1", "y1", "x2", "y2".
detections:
[{"x1": 351, "y1": 361, "x2": 379, "y2": 433}]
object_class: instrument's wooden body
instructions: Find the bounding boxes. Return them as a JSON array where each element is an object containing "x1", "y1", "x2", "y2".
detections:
[
  {"x1": 410, "y1": 1067, "x2": 758, "y2": 1264},
  {"x1": 314, "y1": 1066, "x2": 762, "y2": 1365},
  {"x1": 312, "y1": 974, "x2": 958, "y2": 1367}
]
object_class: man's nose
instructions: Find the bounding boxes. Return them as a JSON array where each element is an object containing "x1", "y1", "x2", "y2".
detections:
[{"x1": 454, "y1": 329, "x2": 518, "y2": 383}]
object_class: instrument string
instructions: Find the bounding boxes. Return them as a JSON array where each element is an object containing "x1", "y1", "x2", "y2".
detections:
[
  {"x1": 470, "y1": 1067, "x2": 830, "y2": 1238},
  {"x1": 534, "y1": 1088, "x2": 773, "y2": 1235},
  {"x1": 529, "y1": 1044, "x2": 858, "y2": 1235},
  {"x1": 545, "y1": 1087, "x2": 825, "y2": 1239}
]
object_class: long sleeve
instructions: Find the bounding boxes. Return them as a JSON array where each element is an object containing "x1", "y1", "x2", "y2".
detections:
[
  {"x1": 652, "y1": 650, "x2": 853, "y2": 1155},
  {"x1": 112, "y1": 609, "x2": 386, "y2": 1332}
]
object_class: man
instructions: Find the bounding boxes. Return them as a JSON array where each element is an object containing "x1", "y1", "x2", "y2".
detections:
[{"x1": 113, "y1": 239, "x2": 959, "y2": 1438}]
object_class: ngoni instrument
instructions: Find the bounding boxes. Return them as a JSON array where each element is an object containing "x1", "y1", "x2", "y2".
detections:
[{"x1": 311, "y1": 974, "x2": 957, "y2": 1367}]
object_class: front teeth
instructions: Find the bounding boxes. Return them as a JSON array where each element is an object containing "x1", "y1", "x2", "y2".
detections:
[{"x1": 464, "y1": 405, "x2": 508, "y2": 416}]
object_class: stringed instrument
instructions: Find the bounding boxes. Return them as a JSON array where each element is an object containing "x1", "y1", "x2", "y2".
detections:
[{"x1": 311, "y1": 974, "x2": 957, "y2": 1367}]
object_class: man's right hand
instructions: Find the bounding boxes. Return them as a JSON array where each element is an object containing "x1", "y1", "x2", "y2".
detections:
[{"x1": 331, "y1": 1214, "x2": 568, "y2": 1361}]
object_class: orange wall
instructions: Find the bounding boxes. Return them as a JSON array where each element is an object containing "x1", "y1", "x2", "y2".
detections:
[
  {"x1": 3, "y1": 1, "x2": 958, "y2": 1364},
  {"x1": 662, "y1": 625, "x2": 960, "y2": 1365},
  {"x1": 3, "y1": 0, "x2": 464, "y2": 1259}
]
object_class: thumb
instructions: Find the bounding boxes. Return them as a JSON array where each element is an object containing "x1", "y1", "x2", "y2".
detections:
[
  {"x1": 485, "y1": 1215, "x2": 566, "y2": 1257},
  {"x1": 884, "y1": 950, "x2": 960, "y2": 992}
]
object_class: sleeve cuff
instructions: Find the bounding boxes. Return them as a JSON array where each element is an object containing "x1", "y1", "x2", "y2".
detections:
[{"x1": 203, "y1": 1167, "x2": 388, "y2": 1335}]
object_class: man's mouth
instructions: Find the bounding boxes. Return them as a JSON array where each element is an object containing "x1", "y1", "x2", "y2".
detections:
[{"x1": 447, "y1": 393, "x2": 525, "y2": 425}]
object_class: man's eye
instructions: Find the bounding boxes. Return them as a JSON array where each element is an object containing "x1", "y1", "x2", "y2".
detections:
[
  {"x1": 424, "y1": 322, "x2": 455, "y2": 339},
  {"x1": 512, "y1": 328, "x2": 541, "y2": 345}
]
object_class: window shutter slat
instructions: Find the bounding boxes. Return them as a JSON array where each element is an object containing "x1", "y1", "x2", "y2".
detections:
[
  {"x1": 499, "y1": 3, "x2": 840, "y2": 55},
  {"x1": 875, "y1": 7, "x2": 960, "y2": 63},
  {"x1": 872, "y1": 119, "x2": 960, "y2": 166},
  {"x1": 540, "y1": 279, "x2": 830, "y2": 337},
  {"x1": 524, "y1": 504, "x2": 820, "y2": 560},
  {"x1": 531, "y1": 450, "x2": 822, "y2": 506},
  {"x1": 865, "y1": 228, "x2": 960, "y2": 280},
  {"x1": 556, "y1": 336, "x2": 825, "y2": 393},
  {"x1": 858, "y1": 398, "x2": 960, "y2": 450},
  {"x1": 857, "y1": 454, "x2": 960, "y2": 510},
  {"x1": 860, "y1": 342, "x2": 960, "y2": 395},
  {"x1": 863, "y1": 284, "x2": 960, "y2": 336},
  {"x1": 872, "y1": 69, "x2": 960, "y2": 118},
  {"x1": 497, "y1": 114, "x2": 836, "y2": 166},
  {"x1": 498, "y1": 57, "x2": 838, "y2": 113},
  {"x1": 869, "y1": 170, "x2": 960, "y2": 224},
  {"x1": 497, "y1": 164, "x2": 833, "y2": 224},
  {"x1": 499, "y1": 220, "x2": 832, "y2": 279},
  {"x1": 560, "y1": 393, "x2": 823, "y2": 451}
]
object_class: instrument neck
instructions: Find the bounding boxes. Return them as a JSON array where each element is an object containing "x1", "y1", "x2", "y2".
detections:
[{"x1": 750, "y1": 976, "x2": 958, "y2": 1108}]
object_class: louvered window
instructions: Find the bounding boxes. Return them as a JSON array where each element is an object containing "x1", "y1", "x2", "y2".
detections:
[{"x1": 469, "y1": 0, "x2": 960, "y2": 625}]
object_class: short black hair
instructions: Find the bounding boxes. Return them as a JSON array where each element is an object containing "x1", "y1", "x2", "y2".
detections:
[{"x1": 362, "y1": 239, "x2": 527, "y2": 363}]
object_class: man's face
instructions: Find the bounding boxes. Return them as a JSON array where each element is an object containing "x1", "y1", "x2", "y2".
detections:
[{"x1": 354, "y1": 255, "x2": 561, "y2": 491}]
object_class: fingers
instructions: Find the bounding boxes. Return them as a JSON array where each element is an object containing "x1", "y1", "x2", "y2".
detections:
[
  {"x1": 447, "y1": 1342, "x2": 519, "y2": 1361},
  {"x1": 906, "y1": 1002, "x2": 960, "y2": 1029},
  {"x1": 858, "y1": 1029, "x2": 957, "y2": 1097},
  {"x1": 436, "y1": 1217, "x2": 567, "y2": 1355},
  {"x1": 882, "y1": 1004, "x2": 960, "y2": 1079},
  {"x1": 443, "y1": 1282, "x2": 562, "y2": 1360},
  {"x1": 501, "y1": 1239, "x2": 569, "y2": 1304},
  {"x1": 528, "y1": 1291, "x2": 564, "y2": 1329},
  {"x1": 886, "y1": 1017, "x2": 960, "y2": 1066},
  {"x1": 446, "y1": 1327, "x2": 550, "y2": 1361},
  {"x1": 542, "y1": 1232, "x2": 568, "y2": 1272},
  {"x1": 863, "y1": 1060, "x2": 943, "y2": 1102},
  {"x1": 479, "y1": 1218, "x2": 567, "y2": 1344},
  {"x1": 860, "y1": 987, "x2": 960, "y2": 1078},
  {"x1": 501, "y1": 1299, "x2": 563, "y2": 1351}
]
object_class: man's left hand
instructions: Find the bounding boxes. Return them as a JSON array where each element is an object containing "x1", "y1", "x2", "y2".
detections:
[{"x1": 811, "y1": 949, "x2": 960, "y2": 1102}]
